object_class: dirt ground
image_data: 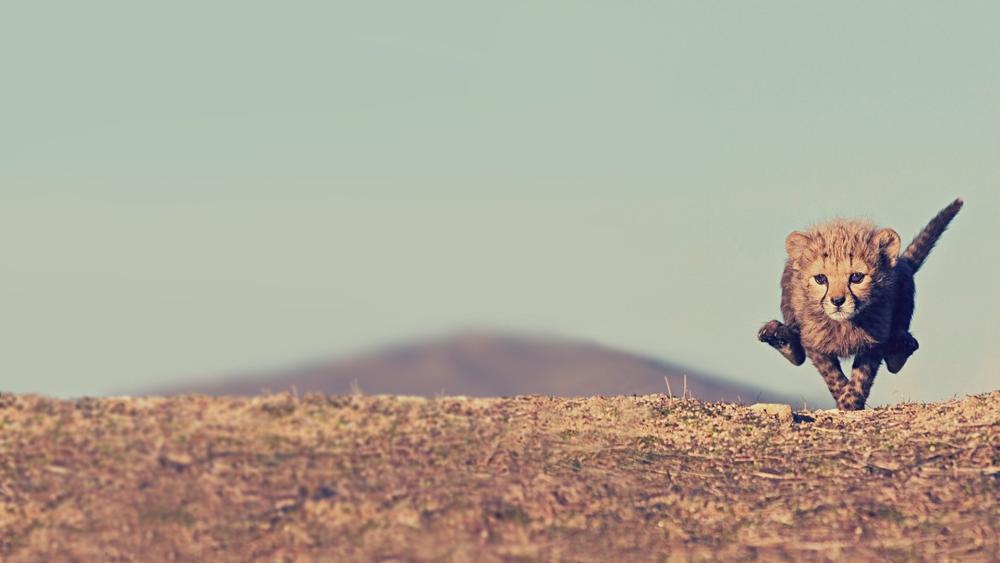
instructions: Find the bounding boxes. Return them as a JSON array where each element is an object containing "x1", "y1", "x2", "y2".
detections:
[{"x1": 1, "y1": 390, "x2": 997, "y2": 561}]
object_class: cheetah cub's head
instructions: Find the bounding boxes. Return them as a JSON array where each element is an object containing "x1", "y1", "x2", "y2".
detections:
[{"x1": 785, "y1": 220, "x2": 900, "y2": 322}]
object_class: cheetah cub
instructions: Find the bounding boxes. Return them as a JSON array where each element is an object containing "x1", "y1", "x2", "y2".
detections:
[{"x1": 758, "y1": 198, "x2": 963, "y2": 410}]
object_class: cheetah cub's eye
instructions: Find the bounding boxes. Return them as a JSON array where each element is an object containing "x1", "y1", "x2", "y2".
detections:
[
  {"x1": 813, "y1": 274, "x2": 828, "y2": 285},
  {"x1": 849, "y1": 272, "x2": 865, "y2": 284}
]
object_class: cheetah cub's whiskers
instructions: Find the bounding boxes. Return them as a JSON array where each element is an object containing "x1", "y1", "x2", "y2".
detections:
[{"x1": 758, "y1": 198, "x2": 963, "y2": 411}]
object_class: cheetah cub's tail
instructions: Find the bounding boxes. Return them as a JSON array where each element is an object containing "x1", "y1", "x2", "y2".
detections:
[{"x1": 900, "y1": 198, "x2": 964, "y2": 272}]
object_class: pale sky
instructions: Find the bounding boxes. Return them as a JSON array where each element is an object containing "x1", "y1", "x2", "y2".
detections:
[{"x1": 2, "y1": 2, "x2": 998, "y2": 405}]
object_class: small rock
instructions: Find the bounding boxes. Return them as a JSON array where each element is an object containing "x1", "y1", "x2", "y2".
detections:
[
  {"x1": 867, "y1": 453, "x2": 903, "y2": 472},
  {"x1": 750, "y1": 403, "x2": 793, "y2": 423},
  {"x1": 394, "y1": 507, "x2": 422, "y2": 528},
  {"x1": 160, "y1": 452, "x2": 193, "y2": 469}
]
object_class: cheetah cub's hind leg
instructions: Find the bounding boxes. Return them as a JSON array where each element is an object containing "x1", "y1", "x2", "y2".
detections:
[
  {"x1": 884, "y1": 331, "x2": 919, "y2": 374},
  {"x1": 758, "y1": 320, "x2": 806, "y2": 366}
]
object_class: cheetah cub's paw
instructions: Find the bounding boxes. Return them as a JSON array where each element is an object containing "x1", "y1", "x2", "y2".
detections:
[
  {"x1": 758, "y1": 320, "x2": 806, "y2": 366},
  {"x1": 884, "y1": 331, "x2": 919, "y2": 374}
]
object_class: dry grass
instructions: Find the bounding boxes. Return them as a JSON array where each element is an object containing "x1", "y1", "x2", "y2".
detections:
[{"x1": 0, "y1": 390, "x2": 997, "y2": 561}]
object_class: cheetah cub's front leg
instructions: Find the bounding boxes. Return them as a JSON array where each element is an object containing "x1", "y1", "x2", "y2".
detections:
[
  {"x1": 758, "y1": 320, "x2": 806, "y2": 366},
  {"x1": 837, "y1": 351, "x2": 883, "y2": 410}
]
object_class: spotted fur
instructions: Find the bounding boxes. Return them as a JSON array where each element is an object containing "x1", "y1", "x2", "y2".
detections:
[{"x1": 758, "y1": 198, "x2": 963, "y2": 410}]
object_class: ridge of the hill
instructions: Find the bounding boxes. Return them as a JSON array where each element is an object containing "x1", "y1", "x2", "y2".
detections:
[{"x1": 150, "y1": 330, "x2": 802, "y2": 404}]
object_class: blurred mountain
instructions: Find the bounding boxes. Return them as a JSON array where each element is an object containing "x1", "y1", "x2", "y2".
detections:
[{"x1": 150, "y1": 331, "x2": 799, "y2": 404}]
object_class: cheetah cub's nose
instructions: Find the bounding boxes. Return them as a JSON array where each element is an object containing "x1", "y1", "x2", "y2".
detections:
[{"x1": 830, "y1": 296, "x2": 846, "y2": 307}]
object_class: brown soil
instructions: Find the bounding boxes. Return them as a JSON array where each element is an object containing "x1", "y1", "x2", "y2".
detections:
[{"x1": 1, "y1": 391, "x2": 997, "y2": 561}]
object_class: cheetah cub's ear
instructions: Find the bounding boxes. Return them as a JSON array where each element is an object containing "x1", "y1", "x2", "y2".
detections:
[
  {"x1": 785, "y1": 232, "x2": 812, "y2": 265},
  {"x1": 874, "y1": 228, "x2": 901, "y2": 267}
]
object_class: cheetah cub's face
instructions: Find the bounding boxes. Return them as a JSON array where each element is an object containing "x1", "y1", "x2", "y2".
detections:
[
  {"x1": 806, "y1": 259, "x2": 870, "y2": 321},
  {"x1": 786, "y1": 221, "x2": 901, "y2": 322}
]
